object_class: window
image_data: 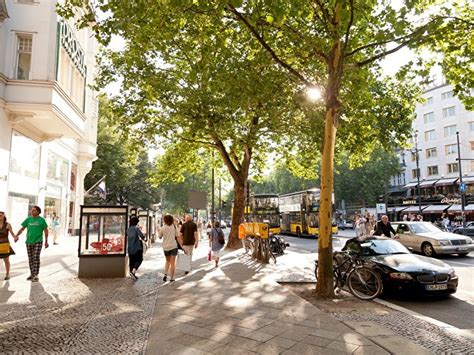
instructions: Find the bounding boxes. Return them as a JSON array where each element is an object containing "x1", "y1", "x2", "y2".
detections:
[
  {"x1": 412, "y1": 169, "x2": 419, "y2": 179},
  {"x1": 444, "y1": 125, "x2": 457, "y2": 137},
  {"x1": 423, "y1": 112, "x2": 435, "y2": 124},
  {"x1": 411, "y1": 152, "x2": 417, "y2": 162},
  {"x1": 424, "y1": 130, "x2": 436, "y2": 141},
  {"x1": 427, "y1": 166, "x2": 439, "y2": 176},
  {"x1": 447, "y1": 163, "x2": 459, "y2": 174},
  {"x1": 469, "y1": 122, "x2": 474, "y2": 132},
  {"x1": 471, "y1": 161, "x2": 474, "y2": 173},
  {"x1": 445, "y1": 144, "x2": 458, "y2": 155},
  {"x1": 423, "y1": 97, "x2": 434, "y2": 105},
  {"x1": 426, "y1": 147, "x2": 437, "y2": 158},
  {"x1": 442, "y1": 106, "x2": 456, "y2": 118},
  {"x1": 471, "y1": 141, "x2": 474, "y2": 151},
  {"x1": 16, "y1": 35, "x2": 32, "y2": 80},
  {"x1": 441, "y1": 91, "x2": 454, "y2": 100}
]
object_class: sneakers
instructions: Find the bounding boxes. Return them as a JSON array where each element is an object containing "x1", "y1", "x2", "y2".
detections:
[
  {"x1": 184, "y1": 271, "x2": 189, "y2": 275},
  {"x1": 129, "y1": 271, "x2": 138, "y2": 280},
  {"x1": 170, "y1": 279, "x2": 175, "y2": 282},
  {"x1": 32, "y1": 276, "x2": 39, "y2": 282},
  {"x1": 4, "y1": 275, "x2": 10, "y2": 281},
  {"x1": 26, "y1": 275, "x2": 33, "y2": 281},
  {"x1": 163, "y1": 275, "x2": 167, "y2": 282}
]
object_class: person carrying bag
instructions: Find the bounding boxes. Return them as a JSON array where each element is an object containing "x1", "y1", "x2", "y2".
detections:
[
  {"x1": 209, "y1": 221, "x2": 225, "y2": 268},
  {"x1": 127, "y1": 216, "x2": 146, "y2": 280}
]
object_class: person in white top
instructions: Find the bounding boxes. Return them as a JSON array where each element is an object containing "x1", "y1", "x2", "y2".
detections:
[{"x1": 158, "y1": 214, "x2": 179, "y2": 282}]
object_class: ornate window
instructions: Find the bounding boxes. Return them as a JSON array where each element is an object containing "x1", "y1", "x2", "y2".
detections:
[{"x1": 16, "y1": 35, "x2": 32, "y2": 80}]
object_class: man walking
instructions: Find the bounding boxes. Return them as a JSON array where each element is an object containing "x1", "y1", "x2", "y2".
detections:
[
  {"x1": 373, "y1": 215, "x2": 398, "y2": 239},
  {"x1": 180, "y1": 214, "x2": 198, "y2": 274},
  {"x1": 14, "y1": 206, "x2": 49, "y2": 282}
]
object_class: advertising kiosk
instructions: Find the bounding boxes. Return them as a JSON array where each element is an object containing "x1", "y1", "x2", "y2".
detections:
[{"x1": 78, "y1": 205, "x2": 128, "y2": 278}]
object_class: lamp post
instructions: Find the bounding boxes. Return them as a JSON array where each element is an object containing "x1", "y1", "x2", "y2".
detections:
[
  {"x1": 412, "y1": 132, "x2": 422, "y2": 215},
  {"x1": 456, "y1": 132, "x2": 466, "y2": 228},
  {"x1": 211, "y1": 151, "x2": 215, "y2": 223}
]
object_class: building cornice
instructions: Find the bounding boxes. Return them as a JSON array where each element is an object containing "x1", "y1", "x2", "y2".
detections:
[{"x1": 424, "y1": 82, "x2": 450, "y2": 94}]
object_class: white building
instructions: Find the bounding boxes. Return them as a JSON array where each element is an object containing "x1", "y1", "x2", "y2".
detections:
[
  {"x1": 0, "y1": 0, "x2": 98, "y2": 235},
  {"x1": 389, "y1": 83, "x2": 474, "y2": 220}
]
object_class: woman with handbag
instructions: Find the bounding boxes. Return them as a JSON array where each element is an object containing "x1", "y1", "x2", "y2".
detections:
[
  {"x1": 0, "y1": 212, "x2": 16, "y2": 280},
  {"x1": 127, "y1": 216, "x2": 146, "y2": 280},
  {"x1": 209, "y1": 221, "x2": 225, "y2": 268},
  {"x1": 158, "y1": 214, "x2": 179, "y2": 282}
]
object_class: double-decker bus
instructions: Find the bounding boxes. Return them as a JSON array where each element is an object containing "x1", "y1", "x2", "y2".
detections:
[
  {"x1": 279, "y1": 189, "x2": 338, "y2": 237},
  {"x1": 244, "y1": 193, "x2": 281, "y2": 234}
]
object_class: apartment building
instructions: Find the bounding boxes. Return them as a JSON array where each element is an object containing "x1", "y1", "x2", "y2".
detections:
[
  {"x1": 389, "y1": 83, "x2": 474, "y2": 220},
  {"x1": 0, "y1": 0, "x2": 98, "y2": 234}
]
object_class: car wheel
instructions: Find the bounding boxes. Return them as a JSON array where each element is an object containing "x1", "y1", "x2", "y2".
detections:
[
  {"x1": 458, "y1": 253, "x2": 469, "y2": 257},
  {"x1": 421, "y1": 242, "x2": 435, "y2": 257}
]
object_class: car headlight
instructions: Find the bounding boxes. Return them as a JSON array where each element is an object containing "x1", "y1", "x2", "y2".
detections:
[
  {"x1": 438, "y1": 240, "x2": 451, "y2": 246},
  {"x1": 389, "y1": 272, "x2": 413, "y2": 280},
  {"x1": 448, "y1": 268, "x2": 458, "y2": 279},
  {"x1": 466, "y1": 239, "x2": 472, "y2": 244}
]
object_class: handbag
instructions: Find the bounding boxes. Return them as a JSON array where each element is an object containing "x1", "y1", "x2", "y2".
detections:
[
  {"x1": 175, "y1": 225, "x2": 183, "y2": 250},
  {"x1": 0, "y1": 242, "x2": 10, "y2": 254},
  {"x1": 136, "y1": 226, "x2": 147, "y2": 254},
  {"x1": 208, "y1": 249, "x2": 212, "y2": 261},
  {"x1": 176, "y1": 252, "x2": 191, "y2": 271},
  {"x1": 215, "y1": 228, "x2": 225, "y2": 245}
]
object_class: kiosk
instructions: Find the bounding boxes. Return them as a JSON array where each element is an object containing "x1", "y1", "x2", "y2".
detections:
[{"x1": 78, "y1": 205, "x2": 128, "y2": 278}]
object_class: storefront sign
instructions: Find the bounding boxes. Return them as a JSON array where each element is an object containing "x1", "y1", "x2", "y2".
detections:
[
  {"x1": 403, "y1": 200, "x2": 417, "y2": 205},
  {"x1": 441, "y1": 197, "x2": 461, "y2": 204}
]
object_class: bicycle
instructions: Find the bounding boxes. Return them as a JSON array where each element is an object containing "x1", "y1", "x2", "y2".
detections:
[{"x1": 314, "y1": 251, "x2": 382, "y2": 300}]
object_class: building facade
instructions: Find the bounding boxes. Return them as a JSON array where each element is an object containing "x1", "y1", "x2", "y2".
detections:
[
  {"x1": 0, "y1": 0, "x2": 98, "y2": 235},
  {"x1": 389, "y1": 83, "x2": 474, "y2": 222}
]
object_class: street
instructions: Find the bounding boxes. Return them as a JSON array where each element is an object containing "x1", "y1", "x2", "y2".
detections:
[{"x1": 273, "y1": 228, "x2": 474, "y2": 333}]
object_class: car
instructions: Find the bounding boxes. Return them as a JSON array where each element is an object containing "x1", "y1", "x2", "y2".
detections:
[
  {"x1": 453, "y1": 222, "x2": 474, "y2": 237},
  {"x1": 391, "y1": 221, "x2": 474, "y2": 257},
  {"x1": 343, "y1": 236, "x2": 458, "y2": 296},
  {"x1": 337, "y1": 220, "x2": 346, "y2": 230},
  {"x1": 344, "y1": 221, "x2": 354, "y2": 229}
]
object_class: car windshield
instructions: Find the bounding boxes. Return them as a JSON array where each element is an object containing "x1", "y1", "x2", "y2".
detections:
[
  {"x1": 359, "y1": 240, "x2": 410, "y2": 256},
  {"x1": 410, "y1": 222, "x2": 442, "y2": 234}
]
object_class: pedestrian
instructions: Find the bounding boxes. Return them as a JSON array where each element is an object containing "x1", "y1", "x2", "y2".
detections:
[
  {"x1": 158, "y1": 214, "x2": 179, "y2": 282},
  {"x1": 197, "y1": 219, "x2": 203, "y2": 240},
  {"x1": 127, "y1": 216, "x2": 146, "y2": 280},
  {"x1": 206, "y1": 222, "x2": 212, "y2": 238},
  {"x1": 50, "y1": 212, "x2": 60, "y2": 245},
  {"x1": 373, "y1": 215, "x2": 398, "y2": 239},
  {"x1": 416, "y1": 214, "x2": 423, "y2": 222},
  {"x1": 209, "y1": 221, "x2": 225, "y2": 268},
  {"x1": 0, "y1": 212, "x2": 16, "y2": 280},
  {"x1": 179, "y1": 214, "x2": 198, "y2": 275},
  {"x1": 14, "y1": 206, "x2": 49, "y2": 282}
]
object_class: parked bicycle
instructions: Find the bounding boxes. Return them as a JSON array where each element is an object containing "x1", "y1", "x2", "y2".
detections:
[{"x1": 314, "y1": 250, "x2": 382, "y2": 300}]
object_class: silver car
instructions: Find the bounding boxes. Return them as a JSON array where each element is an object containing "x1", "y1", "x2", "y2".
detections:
[{"x1": 392, "y1": 222, "x2": 474, "y2": 257}]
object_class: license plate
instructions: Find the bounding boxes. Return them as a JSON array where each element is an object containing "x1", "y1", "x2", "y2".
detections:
[
  {"x1": 457, "y1": 248, "x2": 468, "y2": 251},
  {"x1": 425, "y1": 284, "x2": 448, "y2": 291}
]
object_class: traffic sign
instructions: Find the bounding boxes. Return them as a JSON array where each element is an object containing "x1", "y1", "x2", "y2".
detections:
[
  {"x1": 459, "y1": 183, "x2": 466, "y2": 193},
  {"x1": 376, "y1": 203, "x2": 386, "y2": 214}
]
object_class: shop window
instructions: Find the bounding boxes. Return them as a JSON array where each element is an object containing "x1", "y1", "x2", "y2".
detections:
[
  {"x1": 445, "y1": 144, "x2": 458, "y2": 155},
  {"x1": 447, "y1": 163, "x2": 459, "y2": 174},
  {"x1": 16, "y1": 35, "x2": 32, "y2": 80},
  {"x1": 443, "y1": 125, "x2": 457, "y2": 137},
  {"x1": 427, "y1": 165, "x2": 438, "y2": 176},
  {"x1": 426, "y1": 147, "x2": 437, "y2": 158}
]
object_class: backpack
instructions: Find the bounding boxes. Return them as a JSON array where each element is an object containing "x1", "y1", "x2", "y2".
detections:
[{"x1": 215, "y1": 228, "x2": 225, "y2": 245}]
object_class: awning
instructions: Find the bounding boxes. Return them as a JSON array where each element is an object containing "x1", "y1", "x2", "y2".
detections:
[
  {"x1": 462, "y1": 176, "x2": 474, "y2": 185},
  {"x1": 434, "y1": 178, "x2": 458, "y2": 187},
  {"x1": 448, "y1": 204, "x2": 474, "y2": 213},
  {"x1": 419, "y1": 180, "x2": 438, "y2": 188},
  {"x1": 389, "y1": 206, "x2": 409, "y2": 212},
  {"x1": 422, "y1": 204, "x2": 450, "y2": 214},
  {"x1": 403, "y1": 182, "x2": 418, "y2": 189},
  {"x1": 402, "y1": 205, "x2": 427, "y2": 213},
  {"x1": 466, "y1": 205, "x2": 474, "y2": 212}
]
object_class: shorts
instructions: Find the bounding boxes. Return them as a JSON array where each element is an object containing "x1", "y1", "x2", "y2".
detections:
[
  {"x1": 211, "y1": 250, "x2": 220, "y2": 259},
  {"x1": 164, "y1": 248, "x2": 178, "y2": 257}
]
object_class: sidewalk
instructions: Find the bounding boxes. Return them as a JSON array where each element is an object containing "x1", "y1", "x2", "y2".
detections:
[{"x1": 0, "y1": 236, "x2": 432, "y2": 354}]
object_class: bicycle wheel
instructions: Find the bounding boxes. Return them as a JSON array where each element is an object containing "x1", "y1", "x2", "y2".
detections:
[{"x1": 347, "y1": 267, "x2": 382, "y2": 300}]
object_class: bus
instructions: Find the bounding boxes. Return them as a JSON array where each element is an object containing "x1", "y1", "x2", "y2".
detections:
[
  {"x1": 244, "y1": 193, "x2": 281, "y2": 235},
  {"x1": 279, "y1": 189, "x2": 338, "y2": 237}
]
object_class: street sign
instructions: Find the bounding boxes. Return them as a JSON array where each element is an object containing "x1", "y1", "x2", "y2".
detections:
[
  {"x1": 376, "y1": 203, "x2": 386, "y2": 214},
  {"x1": 459, "y1": 183, "x2": 466, "y2": 193}
]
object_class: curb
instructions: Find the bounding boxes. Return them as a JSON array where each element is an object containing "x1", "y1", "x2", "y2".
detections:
[{"x1": 373, "y1": 297, "x2": 474, "y2": 342}]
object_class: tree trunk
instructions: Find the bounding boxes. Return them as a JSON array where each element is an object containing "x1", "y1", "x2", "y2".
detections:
[
  {"x1": 227, "y1": 180, "x2": 246, "y2": 249},
  {"x1": 315, "y1": 106, "x2": 337, "y2": 298}
]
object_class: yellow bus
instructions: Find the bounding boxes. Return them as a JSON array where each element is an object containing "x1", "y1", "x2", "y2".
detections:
[
  {"x1": 279, "y1": 189, "x2": 338, "y2": 237},
  {"x1": 244, "y1": 193, "x2": 281, "y2": 235}
]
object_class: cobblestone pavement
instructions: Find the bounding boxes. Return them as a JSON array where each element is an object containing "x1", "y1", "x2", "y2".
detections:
[{"x1": 0, "y1": 237, "x2": 169, "y2": 354}]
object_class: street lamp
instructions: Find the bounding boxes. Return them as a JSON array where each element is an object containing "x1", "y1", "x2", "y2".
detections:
[{"x1": 456, "y1": 132, "x2": 466, "y2": 228}]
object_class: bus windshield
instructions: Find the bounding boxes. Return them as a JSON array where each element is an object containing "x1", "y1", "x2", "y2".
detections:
[{"x1": 254, "y1": 197, "x2": 279, "y2": 209}]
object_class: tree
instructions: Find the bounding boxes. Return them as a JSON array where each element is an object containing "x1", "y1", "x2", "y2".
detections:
[{"x1": 59, "y1": 0, "x2": 472, "y2": 297}]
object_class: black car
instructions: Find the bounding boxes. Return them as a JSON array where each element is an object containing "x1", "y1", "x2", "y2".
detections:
[
  {"x1": 453, "y1": 222, "x2": 474, "y2": 237},
  {"x1": 343, "y1": 236, "x2": 458, "y2": 296}
]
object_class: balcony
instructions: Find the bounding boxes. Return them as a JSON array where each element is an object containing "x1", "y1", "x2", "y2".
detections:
[{"x1": 2, "y1": 77, "x2": 87, "y2": 141}]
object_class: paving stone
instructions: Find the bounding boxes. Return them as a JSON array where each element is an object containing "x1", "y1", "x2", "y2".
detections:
[
  {"x1": 326, "y1": 340, "x2": 360, "y2": 354},
  {"x1": 352, "y1": 345, "x2": 391, "y2": 355},
  {"x1": 255, "y1": 343, "x2": 286, "y2": 355},
  {"x1": 265, "y1": 336, "x2": 297, "y2": 350},
  {"x1": 227, "y1": 336, "x2": 262, "y2": 351},
  {"x1": 300, "y1": 334, "x2": 333, "y2": 348},
  {"x1": 211, "y1": 344, "x2": 257, "y2": 355},
  {"x1": 242, "y1": 330, "x2": 275, "y2": 342}
]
